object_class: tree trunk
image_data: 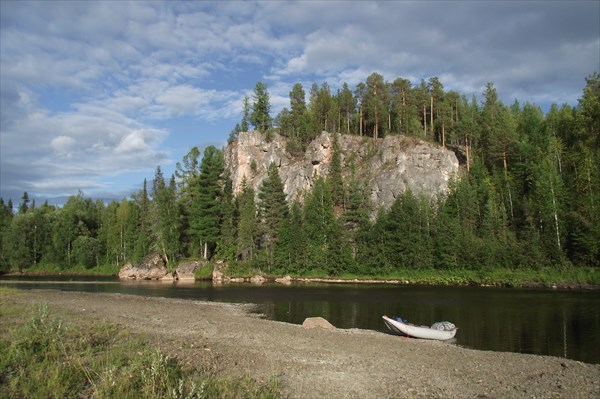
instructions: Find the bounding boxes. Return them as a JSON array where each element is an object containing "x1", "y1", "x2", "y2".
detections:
[
  {"x1": 430, "y1": 95, "x2": 434, "y2": 136},
  {"x1": 442, "y1": 118, "x2": 445, "y2": 148},
  {"x1": 550, "y1": 179, "x2": 561, "y2": 251},
  {"x1": 423, "y1": 104, "x2": 427, "y2": 136},
  {"x1": 346, "y1": 111, "x2": 350, "y2": 134},
  {"x1": 374, "y1": 110, "x2": 379, "y2": 139},
  {"x1": 503, "y1": 146, "x2": 514, "y2": 221},
  {"x1": 465, "y1": 135, "x2": 471, "y2": 175},
  {"x1": 359, "y1": 107, "x2": 363, "y2": 136}
]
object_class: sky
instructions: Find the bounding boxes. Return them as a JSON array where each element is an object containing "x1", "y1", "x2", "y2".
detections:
[{"x1": 1, "y1": 0, "x2": 599, "y2": 206}]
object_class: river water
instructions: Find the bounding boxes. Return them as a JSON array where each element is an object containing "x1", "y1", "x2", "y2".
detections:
[{"x1": 2, "y1": 276, "x2": 599, "y2": 364}]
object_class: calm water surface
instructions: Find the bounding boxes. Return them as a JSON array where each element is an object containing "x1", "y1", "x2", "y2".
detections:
[{"x1": 2, "y1": 276, "x2": 599, "y2": 364}]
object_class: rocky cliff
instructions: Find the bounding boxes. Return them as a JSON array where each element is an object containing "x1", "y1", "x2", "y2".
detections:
[{"x1": 223, "y1": 131, "x2": 460, "y2": 212}]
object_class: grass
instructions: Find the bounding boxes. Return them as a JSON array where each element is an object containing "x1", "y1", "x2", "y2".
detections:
[
  {"x1": 5, "y1": 260, "x2": 599, "y2": 288},
  {"x1": 0, "y1": 304, "x2": 284, "y2": 399},
  {"x1": 278, "y1": 267, "x2": 600, "y2": 288},
  {"x1": 12, "y1": 262, "x2": 121, "y2": 276}
]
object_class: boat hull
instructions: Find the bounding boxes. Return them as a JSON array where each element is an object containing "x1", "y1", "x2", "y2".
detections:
[{"x1": 382, "y1": 316, "x2": 457, "y2": 341}]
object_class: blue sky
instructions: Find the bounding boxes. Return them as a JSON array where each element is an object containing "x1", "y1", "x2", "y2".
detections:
[{"x1": 1, "y1": 1, "x2": 599, "y2": 206}]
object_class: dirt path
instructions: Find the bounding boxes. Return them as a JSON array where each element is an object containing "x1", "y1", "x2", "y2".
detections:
[{"x1": 5, "y1": 290, "x2": 599, "y2": 398}]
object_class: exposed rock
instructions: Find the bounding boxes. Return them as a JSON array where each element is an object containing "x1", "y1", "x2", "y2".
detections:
[
  {"x1": 224, "y1": 131, "x2": 460, "y2": 214},
  {"x1": 118, "y1": 253, "x2": 168, "y2": 280},
  {"x1": 212, "y1": 260, "x2": 230, "y2": 284},
  {"x1": 275, "y1": 275, "x2": 292, "y2": 285},
  {"x1": 302, "y1": 317, "x2": 336, "y2": 330},
  {"x1": 250, "y1": 275, "x2": 267, "y2": 284},
  {"x1": 118, "y1": 262, "x2": 135, "y2": 279},
  {"x1": 175, "y1": 260, "x2": 204, "y2": 282}
]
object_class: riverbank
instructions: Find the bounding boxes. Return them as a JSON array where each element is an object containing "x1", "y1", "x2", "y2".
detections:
[
  {"x1": 4, "y1": 264, "x2": 600, "y2": 290},
  {"x1": 3, "y1": 289, "x2": 599, "y2": 398}
]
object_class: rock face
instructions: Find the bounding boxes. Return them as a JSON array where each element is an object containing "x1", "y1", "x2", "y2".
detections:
[
  {"x1": 118, "y1": 253, "x2": 168, "y2": 280},
  {"x1": 302, "y1": 317, "x2": 336, "y2": 330},
  {"x1": 224, "y1": 131, "x2": 460, "y2": 213}
]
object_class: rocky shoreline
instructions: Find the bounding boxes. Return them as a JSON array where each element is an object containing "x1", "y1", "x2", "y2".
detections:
[{"x1": 5, "y1": 289, "x2": 599, "y2": 399}]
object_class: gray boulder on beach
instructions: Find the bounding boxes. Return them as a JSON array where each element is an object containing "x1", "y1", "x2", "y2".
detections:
[{"x1": 118, "y1": 253, "x2": 168, "y2": 280}]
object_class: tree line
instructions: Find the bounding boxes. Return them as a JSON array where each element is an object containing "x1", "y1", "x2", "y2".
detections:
[{"x1": 1, "y1": 72, "x2": 598, "y2": 274}]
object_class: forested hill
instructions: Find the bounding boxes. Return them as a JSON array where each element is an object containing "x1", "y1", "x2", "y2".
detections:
[{"x1": 0, "y1": 73, "x2": 598, "y2": 276}]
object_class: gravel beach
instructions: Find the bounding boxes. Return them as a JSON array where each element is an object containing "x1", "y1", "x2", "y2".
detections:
[{"x1": 4, "y1": 290, "x2": 599, "y2": 398}]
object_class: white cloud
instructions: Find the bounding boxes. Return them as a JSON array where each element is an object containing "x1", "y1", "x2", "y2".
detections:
[
  {"x1": 51, "y1": 136, "x2": 76, "y2": 157},
  {"x1": 1, "y1": 0, "x2": 598, "y2": 203},
  {"x1": 115, "y1": 131, "x2": 152, "y2": 154}
]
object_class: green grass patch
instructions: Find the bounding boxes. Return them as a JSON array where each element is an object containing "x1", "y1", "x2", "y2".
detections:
[
  {"x1": 273, "y1": 267, "x2": 600, "y2": 288},
  {"x1": 11, "y1": 262, "x2": 121, "y2": 276},
  {"x1": 0, "y1": 304, "x2": 284, "y2": 399},
  {"x1": 194, "y1": 262, "x2": 214, "y2": 280}
]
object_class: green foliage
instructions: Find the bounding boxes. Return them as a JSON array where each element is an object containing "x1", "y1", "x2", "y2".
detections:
[
  {"x1": 250, "y1": 82, "x2": 272, "y2": 134},
  {"x1": 72, "y1": 236, "x2": 99, "y2": 268},
  {"x1": 236, "y1": 179, "x2": 258, "y2": 262},
  {"x1": 258, "y1": 163, "x2": 288, "y2": 270},
  {"x1": 192, "y1": 146, "x2": 225, "y2": 259},
  {"x1": 2, "y1": 72, "x2": 599, "y2": 284}
]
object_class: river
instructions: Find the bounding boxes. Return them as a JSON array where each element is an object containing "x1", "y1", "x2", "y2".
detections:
[{"x1": 2, "y1": 276, "x2": 599, "y2": 364}]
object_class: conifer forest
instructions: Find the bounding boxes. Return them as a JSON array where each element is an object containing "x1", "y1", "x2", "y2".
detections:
[{"x1": 1, "y1": 72, "x2": 599, "y2": 276}]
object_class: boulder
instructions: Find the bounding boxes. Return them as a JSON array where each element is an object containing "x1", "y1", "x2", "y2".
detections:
[
  {"x1": 302, "y1": 317, "x2": 336, "y2": 330},
  {"x1": 275, "y1": 275, "x2": 292, "y2": 285},
  {"x1": 212, "y1": 260, "x2": 230, "y2": 283},
  {"x1": 175, "y1": 260, "x2": 204, "y2": 282},
  {"x1": 250, "y1": 275, "x2": 266, "y2": 284},
  {"x1": 118, "y1": 262, "x2": 135, "y2": 279},
  {"x1": 118, "y1": 253, "x2": 168, "y2": 280}
]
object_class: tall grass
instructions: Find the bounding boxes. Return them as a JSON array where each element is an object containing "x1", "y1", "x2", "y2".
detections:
[{"x1": 0, "y1": 305, "x2": 283, "y2": 399}]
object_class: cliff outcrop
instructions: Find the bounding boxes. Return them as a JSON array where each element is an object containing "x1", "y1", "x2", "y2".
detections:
[{"x1": 224, "y1": 131, "x2": 459, "y2": 212}]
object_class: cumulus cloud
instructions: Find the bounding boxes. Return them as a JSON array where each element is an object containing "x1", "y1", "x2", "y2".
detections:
[{"x1": 1, "y1": 0, "x2": 598, "y2": 203}]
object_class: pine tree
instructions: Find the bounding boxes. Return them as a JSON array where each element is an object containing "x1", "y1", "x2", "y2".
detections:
[
  {"x1": 289, "y1": 82, "x2": 307, "y2": 137},
  {"x1": 365, "y1": 72, "x2": 388, "y2": 139},
  {"x1": 338, "y1": 82, "x2": 356, "y2": 135}
]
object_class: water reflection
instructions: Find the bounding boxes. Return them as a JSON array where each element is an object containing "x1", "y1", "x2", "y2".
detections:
[{"x1": 2, "y1": 277, "x2": 599, "y2": 364}]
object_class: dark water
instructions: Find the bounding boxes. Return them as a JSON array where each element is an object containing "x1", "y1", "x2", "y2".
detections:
[{"x1": 2, "y1": 276, "x2": 599, "y2": 364}]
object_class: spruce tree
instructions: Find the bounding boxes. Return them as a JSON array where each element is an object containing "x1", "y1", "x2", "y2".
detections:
[
  {"x1": 237, "y1": 177, "x2": 257, "y2": 261},
  {"x1": 218, "y1": 171, "x2": 237, "y2": 261},
  {"x1": 192, "y1": 146, "x2": 224, "y2": 259},
  {"x1": 258, "y1": 163, "x2": 288, "y2": 270},
  {"x1": 250, "y1": 82, "x2": 272, "y2": 134},
  {"x1": 134, "y1": 179, "x2": 152, "y2": 262},
  {"x1": 329, "y1": 132, "x2": 344, "y2": 207}
]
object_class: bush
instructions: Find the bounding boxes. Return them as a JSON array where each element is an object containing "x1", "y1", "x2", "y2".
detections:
[{"x1": 72, "y1": 236, "x2": 99, "y2": 268}]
